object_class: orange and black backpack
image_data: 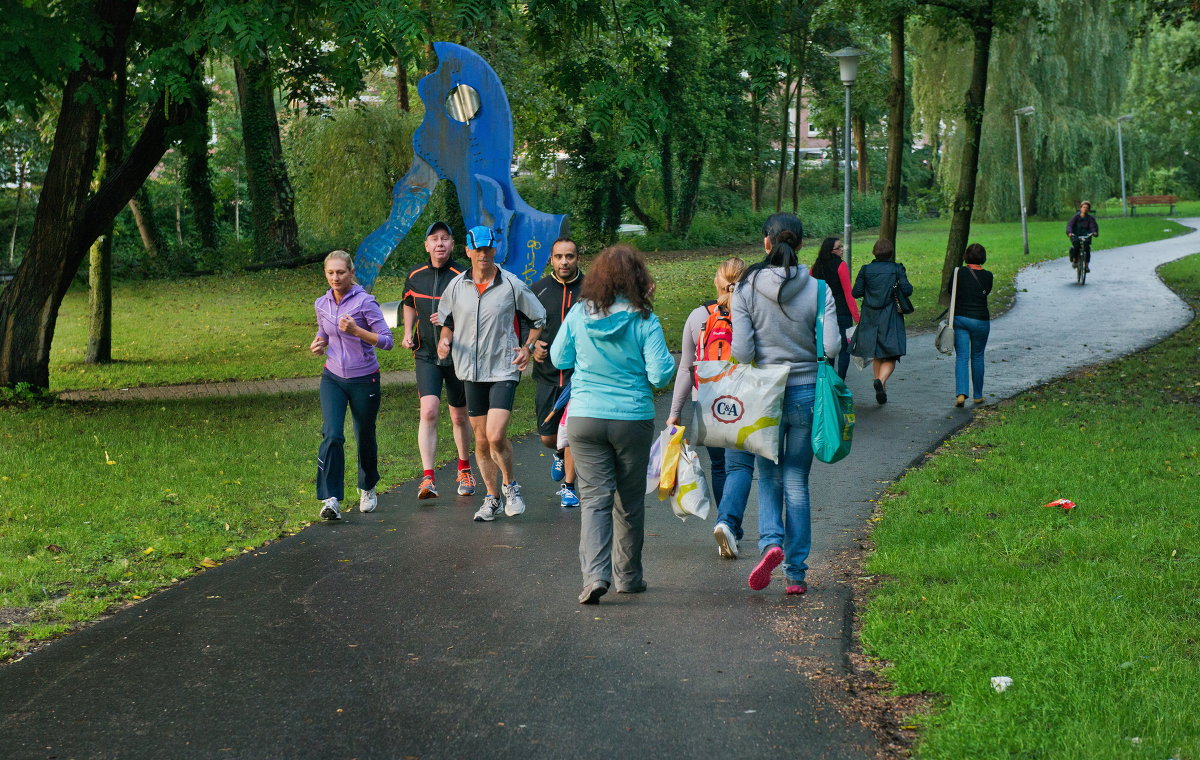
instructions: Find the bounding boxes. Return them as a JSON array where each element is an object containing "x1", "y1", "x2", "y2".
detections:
[{"x1": 695, "y1": 301, "x2": 733, "y2": 363}]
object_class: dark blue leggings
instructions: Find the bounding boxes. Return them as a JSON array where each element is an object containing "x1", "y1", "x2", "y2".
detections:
[{"x1": 317, "y1": 370, "x2": 381, "y2": 500}]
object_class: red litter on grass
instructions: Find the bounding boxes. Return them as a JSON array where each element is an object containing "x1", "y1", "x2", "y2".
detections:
[{"x1": 1043, "y1": 498, "x2": 1076, "y2": 510}]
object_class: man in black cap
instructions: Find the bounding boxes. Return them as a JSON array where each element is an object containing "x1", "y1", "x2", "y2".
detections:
[{"x1": 401, "y1": 221, "x2": 476, "y2": 501}]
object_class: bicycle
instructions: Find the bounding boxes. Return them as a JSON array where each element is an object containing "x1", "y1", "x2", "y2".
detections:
[{"x1": 1070, "y1": 232, "x2": 1094, "y2": 285}]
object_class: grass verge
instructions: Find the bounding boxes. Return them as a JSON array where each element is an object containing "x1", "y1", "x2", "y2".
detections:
[
  {"x1": 859, "y1": 253, "x2": 1200, "y2": 759},
  {"x1": 48, "y1": 217, "x2": 1187, "y2": 392},
  {"x1": 0, "y1": 382, "x2": 537, "y2": 660}
]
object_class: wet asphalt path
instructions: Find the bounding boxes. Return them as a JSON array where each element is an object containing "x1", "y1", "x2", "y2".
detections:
[{"x1": 1, "y1": 222, "x2": 1195, "y2": 760}]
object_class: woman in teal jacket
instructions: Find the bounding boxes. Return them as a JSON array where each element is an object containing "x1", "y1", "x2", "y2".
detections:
[{"x1": 551, "y1": 245, "x2": 676, "y2": 604}]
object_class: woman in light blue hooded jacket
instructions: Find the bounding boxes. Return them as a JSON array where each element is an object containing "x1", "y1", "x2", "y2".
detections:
[{"x1": 551, "y1": 245, "x2": 676, "y2": 604}]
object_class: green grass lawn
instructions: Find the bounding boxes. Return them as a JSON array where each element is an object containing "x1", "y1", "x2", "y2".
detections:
[
  {"x1": 0, "y1": 382, "x2": 538, "y2": 659},
  {"x1": 859, "y1": 254, "x2": 1200, "y2": 758},
  {"x1": 47, "y1": 215, "x2": 1188, "y2": 392}
]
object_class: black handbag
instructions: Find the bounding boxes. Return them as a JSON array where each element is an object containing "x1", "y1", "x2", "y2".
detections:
[{"x1": 891, "y1": 277, "x2": 914, "y2": 314}]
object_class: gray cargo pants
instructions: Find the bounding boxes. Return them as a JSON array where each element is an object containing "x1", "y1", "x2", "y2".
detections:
[{"x1": 567, "y1": 416, "x2": 655, "y2": 590}]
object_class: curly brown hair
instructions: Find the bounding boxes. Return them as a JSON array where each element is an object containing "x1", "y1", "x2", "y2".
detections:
[{"x1": 579, "y1": 244, "x2": 655, "y2": 318}]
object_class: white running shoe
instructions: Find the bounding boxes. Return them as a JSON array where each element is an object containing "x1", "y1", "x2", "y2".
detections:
[
  {"x1": 473, "y1": 494, "x2": 502, "y2": 522},
  {"x1": 319, "y1": 497, "x2": 341, "y2": 521},
  {"x1": 358, "y1": 488, "x2": 377, "y2": 513},
  {"x1": 714, "y1": 522, "x2": 739, "y2": 559},
  {"x1": 502, "y1": 481, "x2": 526, "y2": 517}
]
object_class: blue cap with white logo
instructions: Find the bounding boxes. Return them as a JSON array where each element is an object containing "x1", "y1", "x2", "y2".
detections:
[{"x1": 465, "y1": 225, "x2": 497, "y2": 249}]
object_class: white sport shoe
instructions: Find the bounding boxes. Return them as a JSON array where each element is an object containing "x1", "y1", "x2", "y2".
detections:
[
  {"x1": 714, "y1": 522, "x2": 739, "y2": 559},
  {"x1": 473, "y1": 494, "x2": 502, "y2": 522},
  {"x1": 502, "y1": 481, "x2": 526, "y2": 517},
  {"x1": 319, "y1": 497, "x2": 341, "y2": 521},
  {"x1": 358, "y1": 488, "x2": 377, "y2": 513}
]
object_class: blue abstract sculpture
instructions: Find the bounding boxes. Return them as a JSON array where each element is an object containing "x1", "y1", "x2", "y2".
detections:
[{"x1": 354, "y1": 42, "x2": 568, "y2": 290}]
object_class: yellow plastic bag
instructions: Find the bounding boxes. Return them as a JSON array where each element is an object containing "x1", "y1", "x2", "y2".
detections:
[{"x1": 657, "y1": 425, "x2": 685, "y2": 501}]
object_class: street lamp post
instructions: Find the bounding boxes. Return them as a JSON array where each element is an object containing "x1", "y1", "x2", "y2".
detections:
[
  {"x1": 1013, "y1": 106, "x2": 1035, "y2": 255},
  {"x1": 1117, "y1": 114, "x2": 1133, "y2": 216},
  {"x1": 830, "y1": 47, "x2": 865, "y2": 274}
]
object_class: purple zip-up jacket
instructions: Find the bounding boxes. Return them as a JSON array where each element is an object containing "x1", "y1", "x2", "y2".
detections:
[{"x1": 314, "y1": 285, "x2": 394, "y2": 379}]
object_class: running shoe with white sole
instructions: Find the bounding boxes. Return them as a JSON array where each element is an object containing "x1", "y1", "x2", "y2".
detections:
[
  {"x1": 319, "y1": 497, "x2": 340, "y2": 521},
  {"x1": 713, "y1": 522, "x2": 739, "y2": 559},
  {"x1": 550, "y1": 453, "x2": 566, "y2": 482},
  {"x1": 558, "y1": 484, "x2": 580, "y2": 508},
  {"x1": 456, "y1": 469, "x2": 476, "y2": 496},
  {"x1": 502, "y1": 481, "x2": 526, "y2": 516},
  {"x1": 417, "y1": 476, "x2": 438, "y2": 500},
  {"x1": 473, "y1": 494, "x2": 502, "y2": 522},
  {"x1": 358, "y1": 488, "x2": 377, "y2": 513}
]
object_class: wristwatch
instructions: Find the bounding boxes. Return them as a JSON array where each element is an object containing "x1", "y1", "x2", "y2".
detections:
[{"x1": 525, "y1": 342, "x2": 536, "y2": 352}]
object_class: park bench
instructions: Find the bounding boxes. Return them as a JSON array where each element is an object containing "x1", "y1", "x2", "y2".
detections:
[{"x1": 1128, "y1": 194, "x2": 1178, "y2": 215}]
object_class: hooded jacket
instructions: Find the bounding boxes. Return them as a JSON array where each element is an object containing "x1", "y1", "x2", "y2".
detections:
[
  {"x1": 437, "y1": 267, "x2": 547, "y2": 382},
  {"x1": 550, "y1": 298, "x2": 676, "y2": 420},
  {"x1": 314, "y1": 284, "x2": 394, "y2": 379},
  {"x1": 730, "y1": 265, "x2": 839, "y2": 387}
]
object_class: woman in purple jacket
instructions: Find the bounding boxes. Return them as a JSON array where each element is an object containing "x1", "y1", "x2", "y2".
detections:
[{"x1": 310, "y1": 250, "x2": 394, "y2": 520}]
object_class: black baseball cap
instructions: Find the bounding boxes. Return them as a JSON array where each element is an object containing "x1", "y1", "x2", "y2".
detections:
[{"x1": 425, "y1": 221, "x2": 453, "y2": 238}]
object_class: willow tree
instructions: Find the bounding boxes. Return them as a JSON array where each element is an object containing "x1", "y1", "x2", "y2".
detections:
[{"x1": 909, "y1": 0, "x2": 1038, "y2": 302}]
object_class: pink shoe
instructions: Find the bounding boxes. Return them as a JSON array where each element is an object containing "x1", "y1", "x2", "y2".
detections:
[
  {"x1": 785, "y1": 583, "x2": 807, "y2": 595},
  {"x1": 748, "y1": 546, "x2": 784, "y2": 591}
]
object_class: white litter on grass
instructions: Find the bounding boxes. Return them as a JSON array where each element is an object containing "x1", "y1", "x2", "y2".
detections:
[{"x1": 990, "y1": 676, "x2": 1013, "y2": 692}]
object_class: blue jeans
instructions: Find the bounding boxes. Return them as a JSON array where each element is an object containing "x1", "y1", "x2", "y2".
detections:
[
  {"x1": 706, "y1": 446, "x2": 727, "y2": 505},
  {"x1": 715, "y1": 448, "x2": 755, "y2": 541},
  {"x1": 755, "y1": 383, "x2": 815, "y2": 583},
  {"x1": 953, "y1": 316, "x2": 990, "y2": 399}
]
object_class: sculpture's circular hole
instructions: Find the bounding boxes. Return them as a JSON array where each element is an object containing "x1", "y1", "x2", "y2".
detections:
[{"x1": 445, "y1": 85, "x2": 481, "y2": 123}]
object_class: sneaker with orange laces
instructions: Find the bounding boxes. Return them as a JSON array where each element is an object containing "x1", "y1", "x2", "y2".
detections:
[
  {"x1": 456, "y1": 469, "x2": 476, "y2": 496},
  {"x1": 417, "y1": 476, "x2": 438, "y2": 500}
]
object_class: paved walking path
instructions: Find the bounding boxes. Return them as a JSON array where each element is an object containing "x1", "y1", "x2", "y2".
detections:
[{"x1": 3, "y1": 223, "x2": 1196, "y2": 759}]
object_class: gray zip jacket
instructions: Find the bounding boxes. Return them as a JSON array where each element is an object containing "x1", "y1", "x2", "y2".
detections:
[
  {"x1": 731, "y1": 265, "x2": 840, "y2": 386},
  {"x1": 438, "y1": 267, "x2": 547, "y2": 382}
]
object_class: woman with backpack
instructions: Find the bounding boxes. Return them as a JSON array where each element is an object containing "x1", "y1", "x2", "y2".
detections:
[
  {"x1": 850, "y1": 238, "x2": 913, "y2": 405},
  {"x1": 666, "y1": 257, "x2": 751, "y2": 560},
  {"x1": 732, "y1": 213, "x2": 840, "y2": 595},
  {"x1": 810, "y1": 237, "x2": 859, "y2": 380}
]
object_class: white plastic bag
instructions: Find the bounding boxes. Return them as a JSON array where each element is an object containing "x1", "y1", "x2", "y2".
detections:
[
  {"x1": 692, "y1": 360, "x2": 789, "y2": 463},
  {"x1": 646, "y1": 427, "x2": 667, "y2": 496},
  {"x1": 670, "y1": 442, "x2": 711, "y2": 520},
  {"x1": 556, "y1": 402, "x2": 570, "y2": 450}
]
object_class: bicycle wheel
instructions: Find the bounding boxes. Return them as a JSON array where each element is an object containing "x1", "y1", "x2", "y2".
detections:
[{"x1": 1077, "y1": 257, "x2": 1087, "y2": 285}]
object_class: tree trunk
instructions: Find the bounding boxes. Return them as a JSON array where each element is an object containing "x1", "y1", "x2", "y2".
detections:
[
  {"x1": 750, "y1": 90, "x2": 762, "y2": 212},
  {"x1": 775, "y1": 63, "x2": 794, "y2": 213},
  {"x1": 791, "y1": 35, "x2": 808, "y2": 213},
  {"x1": 87, "y1": 59, "x2": 128, "y2": 365},
  {"x1": 182, "y1": 84, "x2": 218, "y2": 251},
  {"x1": 234, "y1": 52, "x2": 301, "y2": 264},
  {"x1": 660, "y1": 133, "x2": 675, "y2": 233},
  {"x1": 128, "y1": 187, "x2": 164, "y2": 259},
  {"x1": 0, "y1": 0, "x2": 138, "y2": 389},
  {"x1": 396, "y1": 56, "x2": 410, "y2": 112},
  {"x1": 853, "y1": 113, "x2": 868, "y2": 193},
  {"x1": 618, "y1": 173, "x2": 659, "y2": 232},
  {"x1": 880, "y1": 13, "x2": 905, "y2": 242},
  {"x1": 940, "y1": 17, "x2": 994, "y2": 305},
  {"x1": 675, "y1": 150, "x2": 706, "y2": 236},
  {"x1": 7, "y1": 163, "x2": 24, "y2": 268}
]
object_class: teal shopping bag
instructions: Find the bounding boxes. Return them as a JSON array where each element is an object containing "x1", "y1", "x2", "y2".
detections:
[{"x1": 812, "y1": 281, "x2": 855, "y2": 464}]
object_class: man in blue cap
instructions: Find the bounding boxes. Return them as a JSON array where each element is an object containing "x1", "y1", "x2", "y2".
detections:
[
  {"x1": 437, "y1": 225, "x2": 548, "y2": 521},
  {"x1": 401, "y1": 221, "x2": 476, "y2": 501}
]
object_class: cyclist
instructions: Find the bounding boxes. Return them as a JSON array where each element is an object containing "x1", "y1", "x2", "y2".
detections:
[
  {"x1": 1066, "y1": 201, "x2": 1099, "y2": 273},
  {"x1": 401, "y1": 221, "x2": 476, "y2": 501}
]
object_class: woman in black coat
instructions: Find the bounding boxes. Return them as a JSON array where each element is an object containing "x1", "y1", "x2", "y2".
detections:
[{"x1": 850, "y1": 238, "x2": 913, "y2": 404}]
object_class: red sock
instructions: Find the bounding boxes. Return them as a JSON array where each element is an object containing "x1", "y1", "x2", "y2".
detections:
[
  {"x1": 458, "y1": 459, "x2": 470, "y2": 471},
  {"x1": 423, "y1": 469, "x2": 435, "y2": 479}
]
